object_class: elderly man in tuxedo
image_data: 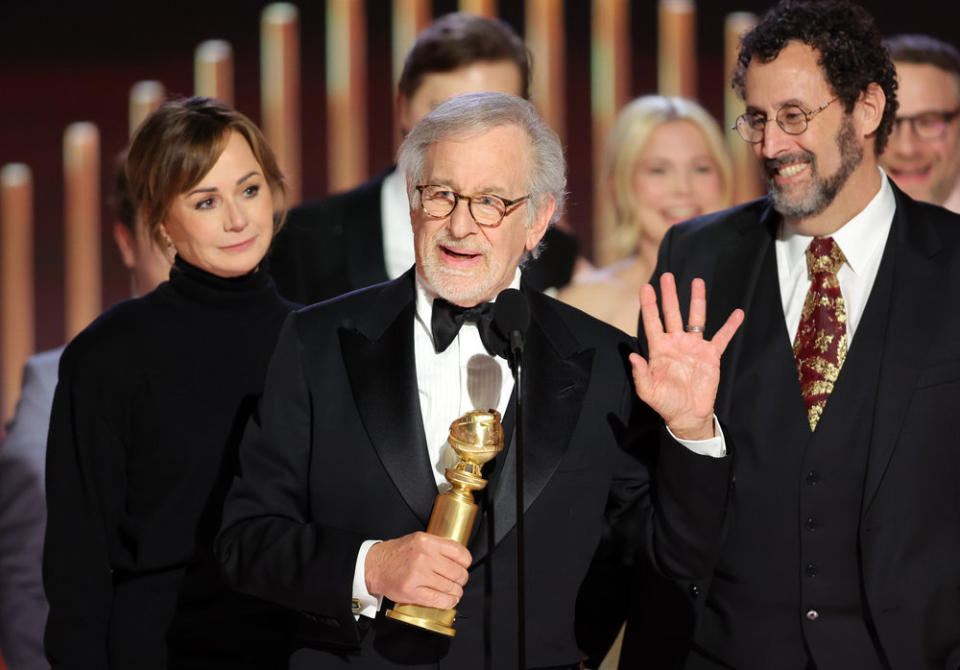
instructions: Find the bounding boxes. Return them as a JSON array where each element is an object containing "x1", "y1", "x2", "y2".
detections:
[
  {"x1": 216, "y1": 92, "x2": 742, "y2": 669},
  {"x1": 612, "y1": 2, "x2": 960, "y2": 669},
  {"x1": 266, "y1": 12, "x2": 581, "y2": 305}
]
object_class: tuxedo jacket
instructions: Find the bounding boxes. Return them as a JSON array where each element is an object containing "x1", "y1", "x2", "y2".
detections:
[
  {"x1": 215, "y1": 269, "x2": 731, "y2": 669},
  {"x1": 618, "y1": 183, "x2": 960, "y2": 670},
  {"x1": 265, "y1": 168, "x2": 581, "y2": 305}
]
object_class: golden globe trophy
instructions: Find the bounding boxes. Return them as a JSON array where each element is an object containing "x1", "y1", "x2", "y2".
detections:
[{"x1": 385, "y1": 409, "x2": 504, "y2": 636}]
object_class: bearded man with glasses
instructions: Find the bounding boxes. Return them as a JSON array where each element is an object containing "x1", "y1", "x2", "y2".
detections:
[
  {"x1": 880, "y1": 34, "x2": 960, "y2": 213},
  {"x1": 606, "y1": 1, "x2": 960, "y2": 669}
]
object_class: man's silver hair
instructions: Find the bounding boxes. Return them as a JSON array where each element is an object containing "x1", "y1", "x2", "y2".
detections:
[{"x1": 397, "y1": 92, "x2": 567, "y2": 257}]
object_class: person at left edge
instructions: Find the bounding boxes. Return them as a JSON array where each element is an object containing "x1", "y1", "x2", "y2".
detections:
[
  {"x1": 43, "y1": 97, "x2": 299, "y2": 670},
  {"x1": 215, "y1": 92, "x2": 742, "y2": 668},
  {"x1": 0, "y1": 153, "x2": 173, "y2": 670}
]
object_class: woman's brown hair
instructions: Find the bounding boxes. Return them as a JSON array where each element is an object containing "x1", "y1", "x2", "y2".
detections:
[{"x1": 125, "y1": 97, "x2": 286, "y2": 246}]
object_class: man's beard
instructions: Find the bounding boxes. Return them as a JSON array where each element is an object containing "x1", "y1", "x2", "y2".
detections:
[
  {"x1": 420, "y1": 232, "x2": 502, "y2": 306},
  {"x1": 765, "y1": 116, "x2": 863, "y2": 220}
]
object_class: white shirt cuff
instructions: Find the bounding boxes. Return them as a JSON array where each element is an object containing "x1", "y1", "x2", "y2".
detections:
[
  {"x1": 666, "y1": 415, "x2": 727, "y2": 458},
  {"x1": 352, "y1": 539, "x2": 384, "y2": 620}
]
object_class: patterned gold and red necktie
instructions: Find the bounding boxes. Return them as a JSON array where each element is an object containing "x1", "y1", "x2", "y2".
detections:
[{"x1": 793, "y1": 236, "x2": 847, "y2": 431}]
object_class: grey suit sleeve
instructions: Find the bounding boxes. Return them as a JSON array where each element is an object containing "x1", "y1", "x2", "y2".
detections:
[{"x1": 0, "y1": 351, "x2": 61, "y2": 670}]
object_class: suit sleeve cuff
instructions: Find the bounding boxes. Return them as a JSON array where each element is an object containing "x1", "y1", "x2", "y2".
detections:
[
  {"x1": 352, "y1": 539, "x2": 383, "y2": 620},
  {"x1": 666, "y1": 415, "x2": 726, "y2": 457}
]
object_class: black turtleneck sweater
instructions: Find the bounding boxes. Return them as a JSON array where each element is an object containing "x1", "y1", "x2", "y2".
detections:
[{"x1": 44, "y1": 257, "x2": 298, "y2": 670}]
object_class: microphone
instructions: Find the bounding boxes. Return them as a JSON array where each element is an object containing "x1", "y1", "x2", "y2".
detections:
[{"x1": 493, "y1": 288, "x2": 530, "y2": 366}]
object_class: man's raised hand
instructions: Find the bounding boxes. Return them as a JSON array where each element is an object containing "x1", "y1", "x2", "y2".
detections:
[{"x1": 630, "y1": 272, "x2": 744, "y2": 441}]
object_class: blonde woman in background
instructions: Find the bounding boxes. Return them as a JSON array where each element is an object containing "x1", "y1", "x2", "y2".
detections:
[{"x1": 559, "y1": 95, "x2": 733, "y2": 335}]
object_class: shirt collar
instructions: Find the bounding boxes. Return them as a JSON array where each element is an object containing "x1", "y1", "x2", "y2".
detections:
[{"x1": 779, "y1": 167, "x2": 895, "y2": 277}]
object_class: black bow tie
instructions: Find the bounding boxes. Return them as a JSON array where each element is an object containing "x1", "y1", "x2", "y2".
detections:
[{"x1": 431, "y1": 298, "x2": 508, "y2": 357}]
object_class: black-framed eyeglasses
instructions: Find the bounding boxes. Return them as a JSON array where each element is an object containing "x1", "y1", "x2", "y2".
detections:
[
  {"x1": 416, "y1": 184, "x2": 530, "y2": 227},
  {"x1": 891, "y1": 108, "x2": 960, "y2": 141},
  {"x1": 733, "y1": 97, "x2": 839, "y2": 143}
]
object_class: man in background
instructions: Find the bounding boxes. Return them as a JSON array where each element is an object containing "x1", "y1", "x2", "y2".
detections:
[
  {"x1": 0, "y1": 159, "x2": 171, "y2": 670},
  {"x1": 880, "y1": 34, "x2": 960, "y2": 212},
  {"x1": 267, "y1": 12, "x2": 582, "y2": 306}
]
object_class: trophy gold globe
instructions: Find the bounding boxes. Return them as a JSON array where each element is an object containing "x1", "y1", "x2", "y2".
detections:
[{"x1": 385, "y1": 409, "x2": 504, "y2": 636}]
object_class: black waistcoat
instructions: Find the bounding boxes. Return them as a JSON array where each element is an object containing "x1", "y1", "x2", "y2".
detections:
[{"x1": 692, "y1": 240, "x2": 894, "y2": 670}]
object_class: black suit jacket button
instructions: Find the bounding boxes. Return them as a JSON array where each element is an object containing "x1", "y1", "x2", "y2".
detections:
[
  {"x1": 806, "y1": 471, "x2": 819, "y2": 485},
  {"x1": 806, "y1": 609, "x2": 819, "y2": 621},
  {"x1": 689, "y1": 584, "x2": 701, "y2": 599},
  {"x1": 805, "y1": 563, "x2": 818, "y2": 577}
]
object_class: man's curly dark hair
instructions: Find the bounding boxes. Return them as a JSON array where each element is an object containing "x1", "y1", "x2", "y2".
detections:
[{"x1": 731, "y1": 0, "x2": 898, "y2": 155}]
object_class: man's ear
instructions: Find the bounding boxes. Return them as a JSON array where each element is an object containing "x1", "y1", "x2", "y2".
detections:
[
  {"x1": 858, "y1": 82, "x2": 886, "y2": 139},
  {"x1": 525, "y1": 195, "x2": 555, "y2": 252},
  {"x1": 113, "y1": 222, "x2": 137, "y2": 269}
]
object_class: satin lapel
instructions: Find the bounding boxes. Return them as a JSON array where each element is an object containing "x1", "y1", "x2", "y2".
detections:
[
  {"x1": 474, "y1": 292, "x2": 593, "y2": 560},
  {"x1": 863, "y1": 190, "x2": 943, "y2": 511},
  {"x1": 708, "y1": 202, "x2": 779, "y2": 420},
  {"x1": 345, "y1": 170, "x2": 391, "y2": 290},
  {"x1": 339, "y1": 272, "x2": 436, "y2": 526}
]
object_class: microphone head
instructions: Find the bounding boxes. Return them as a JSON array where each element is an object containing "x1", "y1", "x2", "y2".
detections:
[{"x1": 493, "y1": 288, "x2": 530, "y2": 340}]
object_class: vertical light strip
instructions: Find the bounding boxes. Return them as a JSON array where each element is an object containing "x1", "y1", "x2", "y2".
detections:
[
  {"x1": 63, "y1": 122, "x2": 101, "y2": 341},
  {"x1": 591, "y1": 0, "x2": 630, "y2": 266},
  {"x1": 459, "y1": 0, "x2": 497, "y2": 18},
  {"x1": 0, "y1": 164, "x2": 34, "y2": 423},
  {"x1": 392, "y1": 0, "x2": 431, "y2": 152},
  {"x1": 262, "y1": 3, "x2": 302, "y2": 206},
  {"x1": 392, "y1": 0, "x2": 431, "y2": 91},
  {"x1": 725, "y1": 12, "x2": 764, "y2": 204},
  {"x1": 326, "y1": 0, "x2": 368, "y2": 192},
  {"x1": 527, "y1": 0, "x2": 566, "y2": 142},
  {"x1": 195, "y1": 39, "x2": 235, "y2": 106},
  {"x1": 128, "y1": 80, "x2": 165, "y2": 138},
  {"x1": 658, "y1": 0, "x2": 697, "y2": 98}
]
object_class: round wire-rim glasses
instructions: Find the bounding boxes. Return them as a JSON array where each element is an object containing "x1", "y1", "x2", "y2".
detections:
[
  {"x1": 416, "y1": 184, "x2": 530, "y2": 227},
  {"x1": 733, "y1": 97, "x2": 839, "y2": 143}
]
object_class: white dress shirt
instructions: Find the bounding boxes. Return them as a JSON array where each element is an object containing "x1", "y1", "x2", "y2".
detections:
[
  {"x1": 381, "y1": 169, "x2": 416, "y2": 280},
  {"x1": 351, "y1": 270, "x2": 518, "y2": 618},
  {"x1": 412, "y1": 273, "x2": 517, "y2": 487},
  {"x1": 776, "y1": 169, "x2": 895, "y2": 345}
]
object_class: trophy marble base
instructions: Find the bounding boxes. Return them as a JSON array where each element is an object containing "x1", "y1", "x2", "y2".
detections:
[{"x1": 385, "y1": 603, "x2": 457, "y2": 637}]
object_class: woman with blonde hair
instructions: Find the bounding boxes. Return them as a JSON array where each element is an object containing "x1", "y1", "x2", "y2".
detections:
[
  {"x1": 44, "y1": 98, "x2": 297, "y2": 669},
  {"x1": 559, "y1": 95, "x2": 733, "y2": 334}
]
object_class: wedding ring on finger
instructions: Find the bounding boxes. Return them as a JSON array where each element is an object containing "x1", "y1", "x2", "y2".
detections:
[{"x1": 685, "y1": 325, "x2": 705, "y2": 333}]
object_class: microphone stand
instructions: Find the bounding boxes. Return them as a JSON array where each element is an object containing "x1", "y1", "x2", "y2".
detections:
[
  {"x1": 508, "y1": 334, "x2": 525, "y2": 670},
  {"x1": 493, "y1": 288, "x2": 530, "y2": 669}
]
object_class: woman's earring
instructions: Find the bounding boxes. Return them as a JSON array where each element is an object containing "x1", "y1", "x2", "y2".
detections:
[{"x1": 160, "y1": 230, "x2": 176, "y2": 261}]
